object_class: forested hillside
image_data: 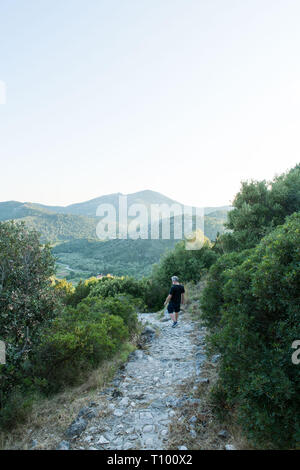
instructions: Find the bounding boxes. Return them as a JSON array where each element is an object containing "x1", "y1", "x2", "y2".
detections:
[{"x1": 0, "y1": 191, "x2": 231, "y2": 281}]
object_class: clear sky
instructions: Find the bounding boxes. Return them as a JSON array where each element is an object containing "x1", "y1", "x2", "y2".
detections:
[{"x1": 0, "y1": 0, "x2": 299, "y2": 207}]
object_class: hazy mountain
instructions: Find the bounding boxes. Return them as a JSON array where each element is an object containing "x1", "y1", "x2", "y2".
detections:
[{"x1": 0, "y1": 190, "x2": 231, "y2": 220}]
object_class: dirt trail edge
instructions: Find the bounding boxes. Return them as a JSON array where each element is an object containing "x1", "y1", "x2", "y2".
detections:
[{"x1": 60, "y1": 312, "x2": 205, "y2": 450}]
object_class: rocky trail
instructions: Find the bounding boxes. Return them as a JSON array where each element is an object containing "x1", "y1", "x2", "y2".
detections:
[{"x1": 58, "y1": 311, "x2": 207, "y2": 451}]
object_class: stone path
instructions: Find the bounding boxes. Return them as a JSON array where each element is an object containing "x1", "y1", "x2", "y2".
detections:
[{"x1": 62, "y1": 312, "x2": 206, "y2": 450}]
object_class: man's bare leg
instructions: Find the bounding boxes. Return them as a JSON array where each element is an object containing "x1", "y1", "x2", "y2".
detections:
[{"x1": 175, "y1": 311, "x2": 179, "y2": 322}]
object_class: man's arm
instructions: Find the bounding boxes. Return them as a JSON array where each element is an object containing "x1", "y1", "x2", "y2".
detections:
[{"x1": 164, "y1": 294, "x2": 172, "y2": 306}]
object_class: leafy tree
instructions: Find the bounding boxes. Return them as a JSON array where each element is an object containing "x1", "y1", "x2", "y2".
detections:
[
  {"x1": 0, "y1": 221, "x2": 57, "y2": 346},
  {"x1": 222, "y1": 164, "x2": 300, "y2": 251},
  {"x1": 0, "y1": 221, "x2": 58, "y2": 425}
]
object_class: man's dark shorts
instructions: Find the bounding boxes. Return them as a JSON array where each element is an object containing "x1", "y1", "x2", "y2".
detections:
[{"x1": 167, "y1": 302, "x2": 180, "y2": 314}]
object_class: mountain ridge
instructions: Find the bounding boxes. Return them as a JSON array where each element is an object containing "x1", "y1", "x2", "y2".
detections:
[{"x1": 0, "y1": 190, "x2": 232, "y2": 220}]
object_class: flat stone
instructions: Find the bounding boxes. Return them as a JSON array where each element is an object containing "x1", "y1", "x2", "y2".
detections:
[
  {"x1": 178, "y1": 445, "x2": 188, "y2": 450},
  {"x1": 150, "y1": 399, "x2": 165, "y2": 409},
  {"x1": 77, "y1": 407, "x2": 97, "y2": 420},
  {"x1": 189, "y1": 416, "x2": 197, "y2": 423},
  {"x1": 30, "y1": 439, "x2": 38, "y2": 449},
  {"x1": 125, "y1": 427, "x2": 135, "y2": 434},
  {"x1": 225, "y1": 444, "x2": 236, "y2": 450},
  {"x1": 142, "y1": 326, "x2": 155, "y2": 335},
  {"x1": 135, "y1": 350, "x2": 144, "y2": 359},
  {"x1": 196, "y1": 378, "x2": 209, "y2": 384},
  {"x1": 211, "y1": 354, "x2": 221, "y2": 363},
  {"x1": 56, "y1": 440, "x2": 70, "y2": 450},
  {"x1": 65, "y1": 417, "x2": 87, "y2": 438},
  {"x1": 88, "y1": 426, "x2": 98, "y2": 433},
  {"x1": 97, "y1": 435, "x2": 109, "y2": 445},
  {"x1": 218, "y1": 430, "x2": 229, "y2": 438},
  {"x1": 143, "y1": 424, "x2": 154, "y2": 433},
  {"x1": 140, "y1": 411, "x2": 153, "y2": 421},
  {"x1": 113, "y1": 409, "x2": 124, "y2": 417},
  {"x1": 119, "y1": 397, "x2": 129, "y2": 406}
]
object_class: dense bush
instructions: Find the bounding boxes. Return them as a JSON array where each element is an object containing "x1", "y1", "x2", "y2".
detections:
[
  {"x1": 78, "y1": 295, "x2": 138, "y2": 332},
  {"x1": 33, "y1": 307, "x2": 128, "y2": 393},
  {"x1": 200, "y1": 250, "x2": 252, "y2": 329},
  {"x1": 207, "y1": 213, "x2": 300, "y2": 448},
  {"x1": 146, "y1": 240, "x2": 218, "y2": 310},
  {"x1": 65, "y1": 276, "x2": 99, "y2": 306},
  {"x1": 88, "y1": 275, "x2": 144, "y2": 301},
  {"x1": 0, "y1": 221, "x2": 57, "y2": 345},
  {"x1": 223, "y1": 164, "x2": 300, "y2": 252},
  {"x1": 0, "y1": 221, "x2": 58, "y2": 412}
]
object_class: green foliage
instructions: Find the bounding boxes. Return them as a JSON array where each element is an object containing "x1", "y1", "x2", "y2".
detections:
[
  {"x1": 0, "y1": 221, "x2": 59, "y2": 425},
  {"x1": 78, "y1": 295, "x2": 138, "y2": 332},
  {"x1": 88, "y1": 275, "x2": 144, "y2": 300},
  {"x1": 52, "y1": 278, "x2": 75, "y2": 303},
  {"x1": 33, "y1": 307, "x2": 128, "y2": 393},
  {"x1": 146, "y1": 240, "x2": 218, "y2": 310},
  {"x1": 200, "y1": 250, "x2": 252, "y2": 329},
  {"x1": 0, "y1": 221, "x2": 57, "y2": 344},
  {"x1": 53, "y1": 238, "x2": 179, "y2": 280},
  {"x1": 65, "y1": 276, "x2": 99, "y2": 306},
  {"x1": 0, "y1": 390, "x2": 37, "y2": 430},
  {"x1": 222, "y1": 164, "x2": 300, "y2": 251},
  {"x1": 206, "y1": 213, "x2": 300, "y2": 448}
]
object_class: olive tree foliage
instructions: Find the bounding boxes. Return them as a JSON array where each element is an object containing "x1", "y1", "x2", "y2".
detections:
[
  {"x1": 0, "y1": 221, "x2": 57, "y2": 347},
  {"x1": 221, "y1": 164, "x2": 300, "y2": 252}
]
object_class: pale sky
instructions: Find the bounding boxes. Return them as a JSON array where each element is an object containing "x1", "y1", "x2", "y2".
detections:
[{"x1": 0, "y1": 0, "x2": 299, "y2": 207}]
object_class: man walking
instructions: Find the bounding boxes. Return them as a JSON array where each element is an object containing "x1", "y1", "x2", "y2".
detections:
[{"x1": 164, "y1": 276, "x2": 185, "y2": 328}]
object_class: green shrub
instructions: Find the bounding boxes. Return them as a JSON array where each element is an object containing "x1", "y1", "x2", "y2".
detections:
[
  {"x1": 65, "y1": 277, "x2": 99, "y2": 306},
  {"x1": 200, "y1": 250, "x2": 252, "y2": 329},
  {"x1": 88, "y1": 276, "x2": 145, "y2": 300},
  {"x1": 79, "y1": 295, "x2": 138, "y2": 332},
  {"x1": 0, "y1": 221, "x2": 58, "y2": 424},
  {"x1": 146, "y1": 240, "x2": 218, "y2": 310},
  {"x1": 222, "y1": 164, "x2": 300, "y2": 252},
  {"x1": 0, "y1": 390, "x2": 37, "y2": 430},
  {"x1": 33, "y1": 308, "x2": 128, "y2": 393},
  {"x1": 206, "y1": 213, "x2": 300, "y2": 448}
]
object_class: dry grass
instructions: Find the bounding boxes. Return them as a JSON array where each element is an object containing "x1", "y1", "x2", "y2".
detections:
[{"x1": 0, "y1": 341, "x2": 135, "y2": 450}]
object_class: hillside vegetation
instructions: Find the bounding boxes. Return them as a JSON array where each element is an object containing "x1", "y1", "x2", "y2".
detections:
[{"x1": 0, "y1": 191, "x2": 230, "y2": 280}]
